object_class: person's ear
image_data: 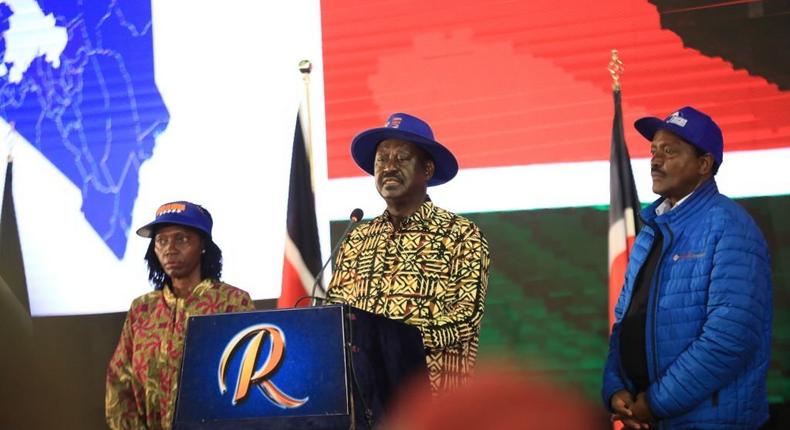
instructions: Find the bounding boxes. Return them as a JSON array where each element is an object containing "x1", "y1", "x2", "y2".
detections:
[
  {"x1": 698, "y1": 153, "x2": 714, "y2": 176},
  {"x1": 424, "y1": 159, "x2": 435, "y2": 179}
]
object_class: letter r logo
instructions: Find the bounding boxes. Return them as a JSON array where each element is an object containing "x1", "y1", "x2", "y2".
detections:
[{"x1": 217, "y1": 324, "x2": 308, "y2": 408}]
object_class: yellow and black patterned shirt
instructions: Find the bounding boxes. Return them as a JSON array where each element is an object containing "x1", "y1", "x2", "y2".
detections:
[{"x1": 327, "y1": 200, "x2": 490, "y2": 392}]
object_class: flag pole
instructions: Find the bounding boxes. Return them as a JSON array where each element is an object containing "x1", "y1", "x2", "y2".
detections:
[
  {"x1": 298, "y1": 59, "x2": 314, "y2": 173},
  {"x1": 278, "y1": 60, "x2": 325, "y2": 308},
  {"x1": 298, "y1": 58, "x2": 321, "y2": 303},
  {"x1": 606, "y1": 47, "x2": 641, "y2": 333},
  {"x1": 607, "y1": 48, "x2": 626, "y2": 328},
  {"x1": 607, "y1": 47, "x2": 626, "y2": 430}
]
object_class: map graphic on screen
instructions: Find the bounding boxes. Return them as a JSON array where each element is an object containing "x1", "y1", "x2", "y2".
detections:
[{"x1": 0, "y1": 0, "x2": 169, "y2": 258}]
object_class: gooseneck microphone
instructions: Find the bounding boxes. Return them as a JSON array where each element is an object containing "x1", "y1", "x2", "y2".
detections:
[{"x1": 306, "y1": 208, "x2": 364, "y2": 306}]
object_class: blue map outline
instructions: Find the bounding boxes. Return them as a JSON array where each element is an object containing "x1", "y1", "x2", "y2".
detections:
[{"x1": 0, "y1": 0, "x2": 169, "y2": 258}]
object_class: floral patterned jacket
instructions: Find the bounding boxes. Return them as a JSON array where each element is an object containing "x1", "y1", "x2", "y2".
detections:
[{"x1": 105, "y1": 279, "x2": 254, "y2": 429}]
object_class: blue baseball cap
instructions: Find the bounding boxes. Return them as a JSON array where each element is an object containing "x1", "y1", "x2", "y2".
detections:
[
  {"x1": 351, "y1": 112, "x2": 459, "y2": 186},
  {"x1": 136, "y1": 201, "x2": 213, "y2": 238},
  {"x1": 634, "y1": 106, "x2": 723, "y2": 166}
]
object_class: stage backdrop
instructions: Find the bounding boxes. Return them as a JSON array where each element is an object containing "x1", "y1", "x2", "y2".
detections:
[{"x1": 0, "y1": 0, "x2": 788, "y2": 428}]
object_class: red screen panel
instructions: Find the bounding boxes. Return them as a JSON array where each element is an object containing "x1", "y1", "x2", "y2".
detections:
[{"x1": 321, "y1": 0, "x2": 790, "y2": 179}]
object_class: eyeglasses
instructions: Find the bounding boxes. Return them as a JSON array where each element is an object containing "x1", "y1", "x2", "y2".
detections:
[{"x1": 154, "y1": 233, "x2": 194, "y2": 250}]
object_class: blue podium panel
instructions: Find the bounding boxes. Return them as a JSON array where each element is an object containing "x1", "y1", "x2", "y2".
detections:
[{"x1": 174, "y1": 305, "x2": 350, "y2": 429}]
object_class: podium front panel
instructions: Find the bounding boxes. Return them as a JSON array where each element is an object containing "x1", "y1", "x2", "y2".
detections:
[{"x1": 174, "y1": 306, "x2": 350, "y2": 429}]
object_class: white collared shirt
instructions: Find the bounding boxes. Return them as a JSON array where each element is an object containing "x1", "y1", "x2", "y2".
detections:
[{"x1": 655, "y1": 192, "x2": 693, "y2": 216}]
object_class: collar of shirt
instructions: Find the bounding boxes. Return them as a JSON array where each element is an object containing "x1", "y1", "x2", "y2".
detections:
[
  {"x1": 382, "y1": 197, "x2": 435, "y2": 230},
  {"x1": 163, "y1": 278, "x2": 214, "y2": 308},
  {"x1": 655, "y1": 192, "x2": 693, "y2": 216}
]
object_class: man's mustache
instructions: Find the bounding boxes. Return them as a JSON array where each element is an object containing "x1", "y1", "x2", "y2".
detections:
[{"x1": 380, "y1": 172, "x2": 403, "y2": 182}]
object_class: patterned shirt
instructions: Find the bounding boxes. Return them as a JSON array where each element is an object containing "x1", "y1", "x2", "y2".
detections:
[
  {"x1": 327, "y1": 200, "x2": 489, "y2": 392},
  {"x1": 105, "y1": 279, "x2": 254, "y2": 430}
]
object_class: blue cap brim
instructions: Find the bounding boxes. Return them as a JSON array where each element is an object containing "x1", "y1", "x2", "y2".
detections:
[
  {"x1": 136, "y1": 215, "x2": 211, "y2": 238},
  {"x1": 351, "y1": 128, "x2": 459, "y2": 186},
  {"x1": 635, "y1": 116, "x2": 702, "y2": 150}
]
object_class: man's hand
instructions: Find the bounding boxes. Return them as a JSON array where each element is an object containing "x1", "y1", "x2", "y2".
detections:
[
  {"x1": 610, "y1": 390, "x2": 650, "y2": 429},
  {"x1": 631, "y1": 392, "x2": 656, "y2": 423}
]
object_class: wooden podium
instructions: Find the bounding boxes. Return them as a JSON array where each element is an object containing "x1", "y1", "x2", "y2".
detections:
[{"x1": 173, "y1": 304, "x2": 428, "y2": 429}]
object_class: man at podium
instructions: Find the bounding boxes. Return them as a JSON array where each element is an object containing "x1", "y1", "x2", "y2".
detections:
[{"x1": 327, "y1": 113, "x2": 490, "y2": 393}]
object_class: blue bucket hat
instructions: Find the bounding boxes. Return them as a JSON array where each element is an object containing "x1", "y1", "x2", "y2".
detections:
[
  {"x1": 351, "y1": 113, "x2": 459, "y2": 186},
  {"x1": 634, "y1": 106, "x2": 723, "y2": 166},
  {"x1": 136, "y1": 201, "x2": 213, "y2": 238}
]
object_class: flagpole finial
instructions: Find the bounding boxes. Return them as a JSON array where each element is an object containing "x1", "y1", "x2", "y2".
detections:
[
  {"x1": 299, "y1": 59, "x2": 313, "y2": 89},
  {"x1": 608, "y1": 50, "x2": 624, "y2": 91},
  {"x1": 299, "y1": 59, "x2": 312, "y2": 75}
]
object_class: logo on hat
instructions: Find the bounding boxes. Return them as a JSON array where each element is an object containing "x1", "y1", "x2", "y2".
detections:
[
  {"x1": 666, "y1": 112, "x2": 688, "y2": 127},
  {"x1": 387, "y1": 117, "x2": 402, "y2": 129},
  {"x1": 156, "y1": 202, "x2": 187, "y2": 216}
]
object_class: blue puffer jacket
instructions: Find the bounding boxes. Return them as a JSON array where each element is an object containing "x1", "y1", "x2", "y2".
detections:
[{"x1": 602, "y1": 179, "x2": 772, "y2": 429}]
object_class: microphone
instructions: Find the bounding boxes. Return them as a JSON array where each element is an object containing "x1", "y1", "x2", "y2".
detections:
[{"x1": 307, "y1": 208, "x2": 364, "y2": 306}]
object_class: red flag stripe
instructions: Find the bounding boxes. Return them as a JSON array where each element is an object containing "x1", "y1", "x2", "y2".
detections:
[
  {"x1": 284, "y1": 234, "x2": 319, "y2": 296},
  {"x1": 279, "y1": 255, "x2": 311, "y2": 308}
]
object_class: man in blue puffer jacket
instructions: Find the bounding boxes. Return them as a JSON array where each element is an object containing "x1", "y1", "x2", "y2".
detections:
[{"x1": 602, "y1": 106, "x2": 772, "y2": 429}]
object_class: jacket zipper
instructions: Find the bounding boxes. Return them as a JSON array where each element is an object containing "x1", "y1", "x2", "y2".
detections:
[{"x1": 651, "y1": 224, "x2": 673, "y2": 430}]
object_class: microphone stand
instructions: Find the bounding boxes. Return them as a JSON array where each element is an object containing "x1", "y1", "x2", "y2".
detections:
[{"x1": 309, "y1": 208, "x2": 363, "y2": 306}]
